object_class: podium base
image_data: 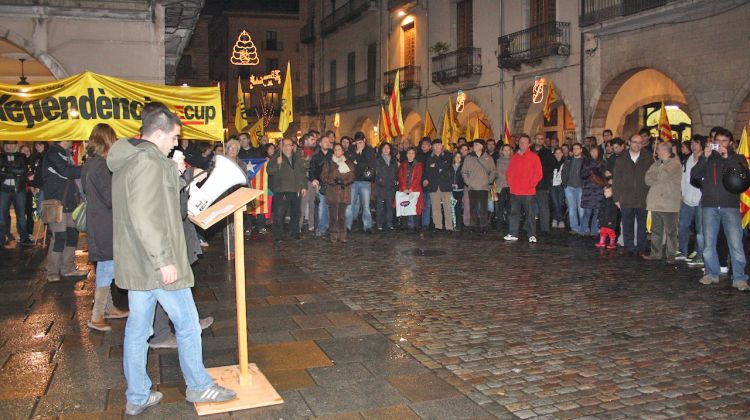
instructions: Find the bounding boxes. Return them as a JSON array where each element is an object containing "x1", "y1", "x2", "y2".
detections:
[{"x1": 194, "y1": 364, "x2": 284, "y2": 416}]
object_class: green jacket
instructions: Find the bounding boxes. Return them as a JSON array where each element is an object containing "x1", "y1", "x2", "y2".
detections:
[
  {"x1": 267, "y1": 152, "x2": 307, "y2": 193},
  {"x1": 107, "y1": 138, "x2": 193, "y2": 291}
]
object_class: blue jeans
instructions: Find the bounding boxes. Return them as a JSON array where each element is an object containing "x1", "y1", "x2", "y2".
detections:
[
  {"x1": 124, "y1": 288, "x2": 213, "y2": 404},
  {"x1": 678, "y1": 202, "x2": 703, "y2": 256},
  {"x1": 0, "y1": 190, "x2": 28, "y2": 241},
  {"x1": 95, "y1": 260, "x2": 114, "y2": 288},
  {"x1": 345, "y1": 181, "x2": 372, "y2": 230},
  {"x1": 564, "y1": 187, "x2": 583, "y2": 232},
  {"x1": 422, "y1": 191, "x2": 432, "y2": 227},
  {"x1": 701, "y1": 207, "x2": 747, "y2": 282},
  {"x1": 316, "y1": 191, "x2": 329, "y2": 234},
  {"x1": 581, "y1": 208, "x2": 599, "y2": 235}
]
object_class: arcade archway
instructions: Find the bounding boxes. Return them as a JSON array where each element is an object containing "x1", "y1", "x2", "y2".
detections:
[
  {"x1": 0, "y1": 38, "x2": 58, "y2": 84},
  {"x1": 512, "y1": 82, "x2": 576, "y2": 146}
]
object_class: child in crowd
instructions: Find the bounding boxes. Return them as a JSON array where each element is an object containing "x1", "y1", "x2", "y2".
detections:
[{"x1": 597, "y1": 185, "x2": 618, "y2": 249}]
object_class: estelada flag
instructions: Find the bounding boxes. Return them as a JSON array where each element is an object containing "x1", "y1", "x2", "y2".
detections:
[
  {"x1": 234, "y1": 77, "x2": 247, "y2": 134},
  {"x1": 241, "y1": 158, "x2": 271, "y2": 215},
  {"x1": 738, "y1": 127, "x2": 750, "y2": 228},
  {"x1": 503, "y1": 112, "x2": 512, "y2": 145},
  {"x1": 543, "y1": 81, "x2": 558, "y2": 121},
  {"x1": 380, "y1": 105, "x2": 393, "y2": 140},
  {"x1": 659, "y1": 99, "x2": 673, "y2": 141},
  {"x1": 423, "y1": 111, "x2": 436, "y2": 139},
  {"x1": 388, "y1": 70, "x2": 404, "y2": 136}
]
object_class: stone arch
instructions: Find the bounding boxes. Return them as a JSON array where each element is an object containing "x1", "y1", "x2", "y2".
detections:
[
  {"x1": 511, "y1": 80, "x2": 578, "y2": 142},
  {"x1": 0, "y1": 30, "x2": 68, "y2": 80},
  {"x1": 402, "y1": 110, "x2": 423, "y2": 145},
  {"x1": 351, "y1": 115, "x2": 377, "y2": 145},
  {"x1": 589, "y1": 66, "x2": 701, "y2": 137},
  {"x1": 729, "y1": 76, "x2": 750, "y2": 136}
]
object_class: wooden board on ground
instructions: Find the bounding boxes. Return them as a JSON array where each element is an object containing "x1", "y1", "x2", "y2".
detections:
[
  {"x1": 189, "y1": 187, "x2": 264, "y2": 230},
  {"x1": 194, "y1": 364, "x2": 283, "y2": 416}
]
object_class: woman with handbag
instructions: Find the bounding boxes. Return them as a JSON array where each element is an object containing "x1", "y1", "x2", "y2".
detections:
[
  {"x1": 580, "y1": 146, "x2": 607, "y2": 236},
  {"x1": 81, "y1": 123, "x2": 129, "y2": 331},
  {"x1": 321, "y1": 143, "x2": 355, "y2": 243}
]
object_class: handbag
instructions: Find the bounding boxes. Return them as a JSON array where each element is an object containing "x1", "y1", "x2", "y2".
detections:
[
  {"x1": 72, "y1": 201, "x2": 86, "y2": 232},
  {"x1": 41, "y1": 181, "x2": 70, "y2": 224},
  {"x1": 361, "y1": 166, "x2": 375, "y2": 182},
  {"x1": 591, "y1": 173, "x2": 608, "y2": 187}
]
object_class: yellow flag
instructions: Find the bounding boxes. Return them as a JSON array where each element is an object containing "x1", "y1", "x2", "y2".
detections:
[
  {"x1": 465, "y1": 120, "x2": 471, "y2": 140},
  {"x1": 423, "y1": 111, "x2": 436, "y2": 139},
  {"x1": 440, "y1": 109, "x2": 451, "y2": 150},
  {"x1": 278, "y1": 61, "x2": 293, "y2": 134},
  {"x1": 248, "y1": 118, "x2": 264, "y2": 148},
  {"x1": 234, "y1": 77, "x2": 247, "y2": 133},
  {"x1": 739, "y1": 127, "x2": 750, "y2": 228},
  {"x1": 473, "y1": 118, "x2": 481, "y2": 140}
]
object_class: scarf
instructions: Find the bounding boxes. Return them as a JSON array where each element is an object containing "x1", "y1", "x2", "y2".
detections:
[
  {"x1": 383, "y1": 155, "x2": 391, "y2": 166},
  {"x1": 332, "y1": 155, "x2": 350, "y2": 173}
]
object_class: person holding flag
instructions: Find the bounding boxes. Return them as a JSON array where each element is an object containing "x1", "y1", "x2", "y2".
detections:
[
  {"x1": 690, "y1": 127, "x2": 749, "y2": 291},
  {"x1": 278, "y1": 61, "x2": 294, "y2": 135}
]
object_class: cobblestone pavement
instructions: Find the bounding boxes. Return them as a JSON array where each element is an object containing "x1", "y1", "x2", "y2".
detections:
[
  {"x1": 283, "y1": 229, "x2": 750, "y2": 419},
  {"x1": 2, "y1": 227, "x2": 750, "y2": 419}
]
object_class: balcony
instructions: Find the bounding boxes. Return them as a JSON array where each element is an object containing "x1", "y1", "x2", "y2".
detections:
[
  {"x1": 383, "y1": 65, "x2": 420, "y2": 96},
  {"x1": 300, "y1": 21, "x2": 315, "y2": 44},
  {"x1": 387, "y1": 0, "x2": 415, "y2": 11},
  {"x1": 321, "y1": 0, "x2": 372, "y2": 36},
  {"x1": 431, "y1": 47, "x2": 482, "y2": 87},
  {"x1": 320, "y1": 79, "x2": 379, "y2": 110},
  {"x1": 498, "y1": 21, "x2": 570, "y2": 70},
  {"x1": 580, "y1": 0, "x2": 670, "y2": 26},
  {"x1": 295, "y1": 94, "x2": 317, "y2": 115}
]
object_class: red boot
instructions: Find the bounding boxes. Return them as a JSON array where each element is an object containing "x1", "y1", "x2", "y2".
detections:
[
  {"x1": 606, "y1": 235, "x2": 617, "y2": 249},
  {"x1": 595, "y1": 233, "x2": 606, "y2": 248}
]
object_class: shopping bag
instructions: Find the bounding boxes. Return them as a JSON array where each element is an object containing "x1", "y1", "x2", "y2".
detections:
[{"x1": 396, "y1": 191, "x2": 420, "y2": 217}]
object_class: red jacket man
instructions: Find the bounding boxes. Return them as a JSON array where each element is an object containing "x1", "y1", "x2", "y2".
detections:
[{"x1": 504, "y1": 135, "x2": 543, "y2": 242}]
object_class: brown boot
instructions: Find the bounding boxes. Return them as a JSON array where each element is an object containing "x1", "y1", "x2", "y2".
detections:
[
  {"x1": 104, "y1": 288, "x2": 129, "y2": 319},
  {"x1": 88, "y1": 318, "x2": 112, "y2": 332}
]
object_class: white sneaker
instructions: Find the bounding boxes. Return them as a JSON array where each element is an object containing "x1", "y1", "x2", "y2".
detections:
[
  {"x1": 699, "y1": 275, "x2": 719, "y2": 285},
  {"x1": 720, "y1": 266, "x2": 729, "y2": 274},
  {"x1": 686, "y1": 251, "x2": 698, "y2": 260},
  {"x1": 504, "y1": 234, "x2": 518, "y2": 241},
  {"x1": 528, "y1": 236, "x2": 537, "y2": 243},
  {"x1": 674, "y1": 252, "x2": 687, "y2": 261}
]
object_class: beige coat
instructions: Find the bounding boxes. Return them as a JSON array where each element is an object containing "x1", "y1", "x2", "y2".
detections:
[{"x1": 645, "y1": 156, "x2": 682, "y2": 213}]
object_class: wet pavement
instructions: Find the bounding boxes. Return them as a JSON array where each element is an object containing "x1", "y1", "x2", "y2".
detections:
[{"x1": 1, "y1": 228, "x2": 749, "y2": 419}]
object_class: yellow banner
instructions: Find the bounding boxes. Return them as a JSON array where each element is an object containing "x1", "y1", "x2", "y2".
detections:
[{"x1": 0, "y1": 71, "x2": 224, "y2": 141}]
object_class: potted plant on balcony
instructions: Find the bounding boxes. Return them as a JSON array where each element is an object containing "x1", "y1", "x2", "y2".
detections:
[{"x1": 430, "y1": 42, "x2": 450, "y2": 75}]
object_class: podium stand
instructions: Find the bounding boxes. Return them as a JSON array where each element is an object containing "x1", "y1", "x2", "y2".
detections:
[{"x1": 189, "y1": 187, "x2": 284, "y2": 415}]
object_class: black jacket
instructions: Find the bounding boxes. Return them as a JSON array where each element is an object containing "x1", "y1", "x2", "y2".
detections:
[
  {"x1": 81, "y1": 155, "x2": 113, "y2": 261},
  {"x1": 450, "y1": 163, "x2": 465, "y2": 192},
  {"x1": 691, "y1": 150, "x2": 749, "y2": 208},
  {"x1": 599, "y1": 197, "x2": 618, "y2": 229},
  {"x1": 423, "y1": 152, "x2": 452, "y2": 192},
  {"x1": 533, "y1": 146, "x2": 556, "y2": 190},
  {"x1": 0, "y1": 151, "x2": 29, "y2": 193},
  {"x1": 42, "y1": 143, "x2": 81, "y2": 212},
  {"x1": 238, "y1": 146, "x2": 264, "y2": 160},
  {"x1": 612, "y1": 151, "x2": 653, "y2": 208},
  {"x1": 373, "y1": 154, "x2": 398, "y2": 196},
  {"x1": 346, "y1": 146, "x2": 376, "y2": 181},
  {"x1": 308, "y1": 148, "x2": 332, "y2": 182}
]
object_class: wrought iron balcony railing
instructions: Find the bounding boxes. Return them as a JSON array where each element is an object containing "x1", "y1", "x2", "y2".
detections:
[
  {"x1": 498, "y1": 21, "x2": 570, "y2": 70},
  {"x1": 300, "y1": 21, "x2": 315, "y2": 44},
  {"x1": 320, "y1": 79, "x2": 379, "y2": 110},
  {"x1": 295, "y1": 94, "x2": 317, "y2": 114},
  {"x1": 431, "y1": 47, "x2": 482, "y2": 86},
  {"x1": 321, "y1": 0, "x2": 371, "y2": 36},
  {"x1": 383, "y1": 65, "x2": 420, "y2": 95},
  {"x1": 580, "y1": 0, "x2": 670, "y2": 26}
]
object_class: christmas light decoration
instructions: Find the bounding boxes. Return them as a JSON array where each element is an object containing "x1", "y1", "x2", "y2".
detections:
[
  {"x1": 532, "y1": 77, "x2": 546, "y2": 104},
  {"x1": 231, "y1": 30, "x2": 259, "y2": 66}
]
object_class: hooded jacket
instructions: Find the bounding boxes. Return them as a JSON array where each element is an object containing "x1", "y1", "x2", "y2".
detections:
[
  {"x1": 645, "y1": 156, "x2": 682, "y2": 213},
  {"x1": 107, "y1": 138, "x2": 193, "y2": 291},
  {"x1": 42, "y1": 143, "x2": 81, "y2": 212}
]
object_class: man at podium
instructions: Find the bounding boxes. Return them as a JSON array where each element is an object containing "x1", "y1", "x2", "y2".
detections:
[{"x1": 107, "y1": 103, "x2": 236, "y2": 415}]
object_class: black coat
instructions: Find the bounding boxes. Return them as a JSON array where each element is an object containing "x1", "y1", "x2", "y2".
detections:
[
  {"x1": 346, "y1": 146, "x2": 376, "y2": 181},
  {"x1": 308, "y1": 148, "x2": 332, "y2": 182},
  {"x1": 81, "y1": 155, "x2": 113, "y2": 261},
  {"x1": 599, "y1": 197, "x2": 619, "y2": 229},
  {"x1": 581, "y1": 158, "x2": 606, "y2": 209},
  {"x1": 533, "y1": 146, "x2": 556, "y2": 190},
  {"x1": 612, "y1": 151, "x2": 653, "y2": 208},
  {"x1": 0, "y1": 151, "x2": 29, "y2": 193},
  {"x1": 42, "y1": 143, "x2": 81, "y2": 212},
  {"x1": 423, "y1": 152, "x2": 452, "y2": 192},
  {"x1": 691, "y1": 150, "x2": 749, "y2": 208},
  {"x1": 373, "y1": 155, "x2": 398, "y2": 197},
  {"x1": 450, "y1": 164, "x2": 465, "y2": 192}
]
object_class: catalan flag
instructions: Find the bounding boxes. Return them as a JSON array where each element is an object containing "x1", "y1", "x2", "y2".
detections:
[
  {"x1": 659, "y1": 99, "x2": 673, "y2": 141},
  {"x1": 503, "y1": 112, "x2": 511, "y2": 145},
  {"x1": 738, "y1": 127, "x2": 750, "y2": 228},
  {"x1": 388, "y1": 70, "x2": 404, "y2": 136},
  {"x1": 241, "y1": 158, "x2": 272, "y2": 215},
  {"x1": 543, "y1": 81, "x2": 558, "y2": 121}
]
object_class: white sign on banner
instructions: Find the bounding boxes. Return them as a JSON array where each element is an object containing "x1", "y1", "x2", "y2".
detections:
[{"x1": 395, "y1": 191, "x2": 420, "y2": 217}]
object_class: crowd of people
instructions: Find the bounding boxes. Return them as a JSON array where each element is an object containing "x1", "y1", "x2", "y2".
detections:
[{"x1": 0, "y1": 102, "x2": 749, "y2": 414}]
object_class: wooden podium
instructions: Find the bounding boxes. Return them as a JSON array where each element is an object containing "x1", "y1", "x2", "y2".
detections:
[{"x1": 189, "y1": 187, "x2": 284, "y2": 415}]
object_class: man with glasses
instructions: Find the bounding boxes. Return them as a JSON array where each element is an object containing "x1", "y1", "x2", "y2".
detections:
[{"x1": 612, "y1": 133, "x2": 654, "y2": 256}]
